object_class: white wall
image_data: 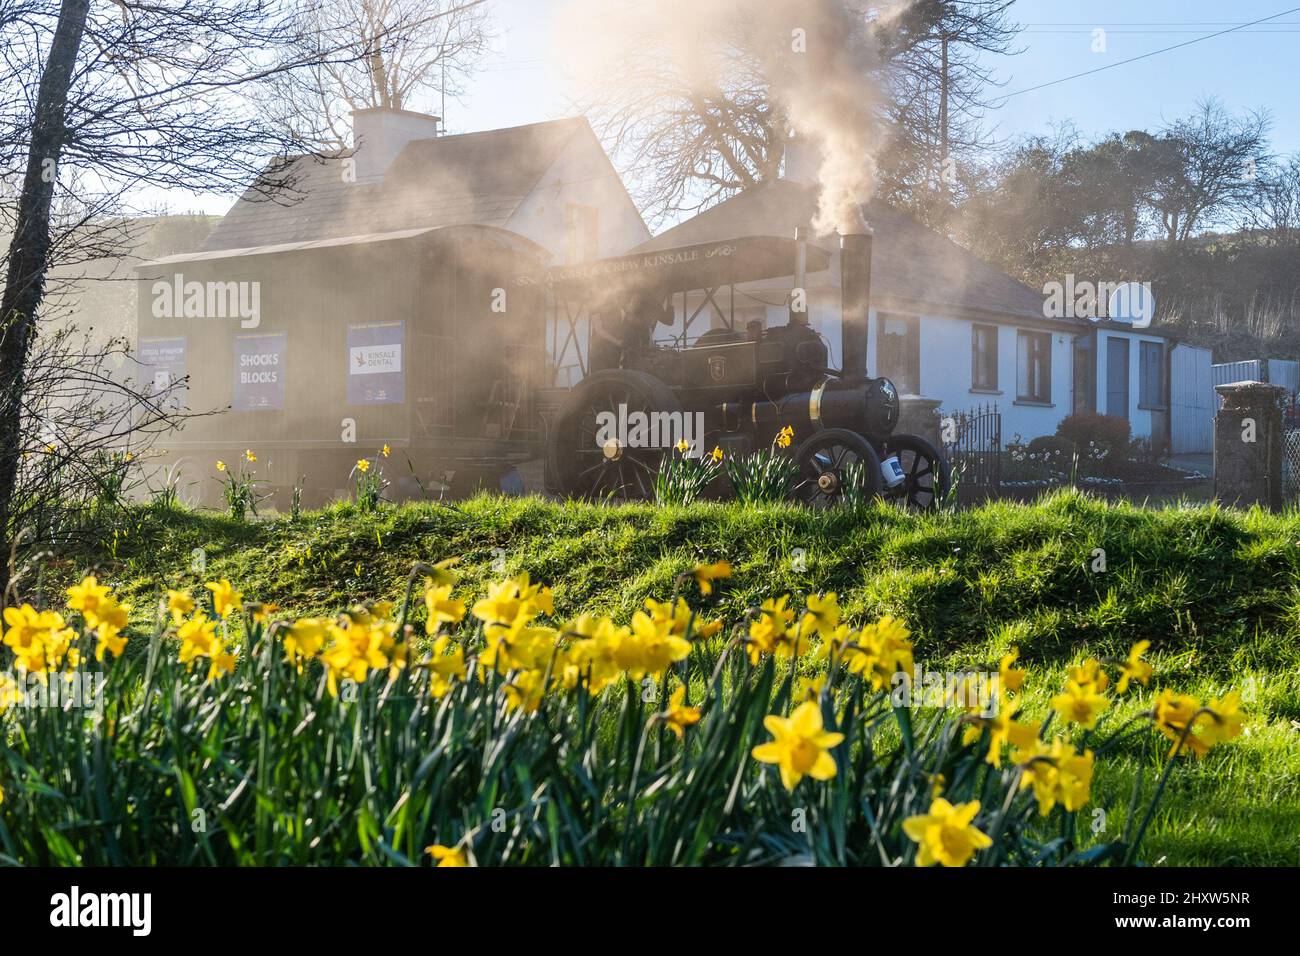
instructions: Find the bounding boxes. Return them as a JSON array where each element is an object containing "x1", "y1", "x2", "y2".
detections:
[{"x1": 506, "y1": 127, "x2": 650, "y2": 265}]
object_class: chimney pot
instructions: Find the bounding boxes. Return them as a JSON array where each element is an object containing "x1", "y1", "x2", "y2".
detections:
[{"x1": 350, "y1": 107, "x2": 443, "y2": 182}]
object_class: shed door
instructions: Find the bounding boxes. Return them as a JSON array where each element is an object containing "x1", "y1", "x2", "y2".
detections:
[
  {"x1": 1170, "y1": 344, "x2": 1213, "y2": 454},
  {"x1": 1106, "y1": 337, "x2": 1129, "y2": 419}
]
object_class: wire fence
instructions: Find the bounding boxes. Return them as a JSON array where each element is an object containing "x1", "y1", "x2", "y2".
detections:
[{"x1": 1285, "y1": 428, "x2": 1300, "y2": 501}]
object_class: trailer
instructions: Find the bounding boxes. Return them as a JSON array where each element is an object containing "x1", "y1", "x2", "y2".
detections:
[{"x1": 135, "y1": 224, "x2": 550, "y2": 507}]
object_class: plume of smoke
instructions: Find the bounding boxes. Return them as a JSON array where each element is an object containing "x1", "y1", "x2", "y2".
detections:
[{"x1": 557, "y1": 0, "x2": 912, "y2": 234}]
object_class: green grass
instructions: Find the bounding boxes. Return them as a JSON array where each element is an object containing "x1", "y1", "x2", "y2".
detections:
[{"x1": 28, "y1": 490, "x2": 1300, "y2": 865}]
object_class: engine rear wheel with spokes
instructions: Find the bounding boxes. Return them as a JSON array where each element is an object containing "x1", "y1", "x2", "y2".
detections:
[
  {"x1": 547, "y1": 370, "x2": 683, "y2": 501},
  {"x1": 790, "y1": 427, "x2": 883, "y2": 508}
]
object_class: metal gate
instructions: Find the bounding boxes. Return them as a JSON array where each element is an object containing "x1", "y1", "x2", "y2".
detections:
[{"x1": 943, "y1": 403, "x2": 1001, "y2": 502}]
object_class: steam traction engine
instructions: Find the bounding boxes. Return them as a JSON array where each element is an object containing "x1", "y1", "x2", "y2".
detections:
[{"x1": 541, "y1": 230, "x2": 950, "y2": 508}]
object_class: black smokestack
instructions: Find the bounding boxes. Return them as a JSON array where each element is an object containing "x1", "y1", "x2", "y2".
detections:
[
  {"x1": 840, "y1": 227, "x2": 872, "y2": 380},
  {"x1": 790, "y1": 226, "x2": 808, "y2": 326}
]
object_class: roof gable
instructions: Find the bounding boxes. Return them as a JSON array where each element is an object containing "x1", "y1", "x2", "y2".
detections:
[{"x1": 201, "y1": 118, "x2": 589, "y2": 252}]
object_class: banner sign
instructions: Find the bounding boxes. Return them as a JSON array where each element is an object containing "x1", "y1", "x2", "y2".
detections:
[
  {"x1": 233, "y1": 331, "x2": 286, "y2": 411},
  {"x1": 137, "y1": 336, "x2": 187, "y2": 397},
  {"x1": 347, "y1": 321, "x2": 405, "y2": 405}
]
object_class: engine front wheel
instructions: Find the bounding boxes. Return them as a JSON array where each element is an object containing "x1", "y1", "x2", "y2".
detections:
[
  {"x1": 878, "y1": 434, "x2": 951, "y2": 511},
  {"x1": 791, "y1": 427, "x2": 883, "y2": 508}
]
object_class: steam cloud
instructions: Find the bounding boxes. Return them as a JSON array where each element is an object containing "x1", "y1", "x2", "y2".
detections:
[{"x1": 558, "y1": 0, "x2": 911, "y2": 235}]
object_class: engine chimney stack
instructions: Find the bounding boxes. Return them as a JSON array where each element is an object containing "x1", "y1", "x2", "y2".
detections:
[
  {"x1": 790, "y1": 227, "x2": 809, "y2": 326},
  {"x1": 840, "y1": 227, "x2": 873, "y2": 380}
]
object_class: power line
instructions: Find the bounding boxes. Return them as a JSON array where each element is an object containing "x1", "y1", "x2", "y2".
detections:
[{"x1": 994, "y1": 5, "x2": 1300, "y2": 103}]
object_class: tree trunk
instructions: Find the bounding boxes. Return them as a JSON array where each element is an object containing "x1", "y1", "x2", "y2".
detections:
[{"x1": 0, "y1": 0, "x2": 90, "y2": 599}]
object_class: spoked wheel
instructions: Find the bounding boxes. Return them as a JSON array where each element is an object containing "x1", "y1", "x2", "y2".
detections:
[
  {"x1": 878, "y1": 434, "x2": 951, "y2": 511},
  {"x1": 791, "y1": 427, "x2": 883, "y2": 508},
  {"x1": 547, "y1": 369, "x2": 683, "y2": 501}
]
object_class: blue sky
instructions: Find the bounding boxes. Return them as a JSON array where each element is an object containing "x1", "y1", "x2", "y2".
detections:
[{"x1": 180, "y1": 0, "x2": 1300, "y2": 214}]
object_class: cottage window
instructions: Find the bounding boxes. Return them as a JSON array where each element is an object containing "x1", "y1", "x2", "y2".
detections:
[
  {"x1": 877, "y1": 313, "x2": 920, "y2": 394},
  {"x1": 971, "y1": 324, "x2": 998, "y2": 391},
  {"x1": 1016, "y1": 330, "x2": 1051, "y2": 403}
]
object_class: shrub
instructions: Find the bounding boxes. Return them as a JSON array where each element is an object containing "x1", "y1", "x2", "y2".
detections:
[
  {"x1": 724, "y1": 426, "x2": 798, "y2": 505},
  {"x1": 1025, "y1": 435, "x2": 1075, "y2": 464},
  {"x1": 1055, "y1": 412, "x2": 1131, "y2": 460},
  {"x1": 654, "y1": 444, "x2": 723, "y2": 505}
]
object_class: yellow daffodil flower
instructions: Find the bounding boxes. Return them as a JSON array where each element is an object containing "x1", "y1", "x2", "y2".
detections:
[
  {"x1": 166, "y1": 589, "x2": 194, "y2": 624},
  {"x1": 1050, "y1": 678, "x2": 1109, "y2": 729},
  {"x1": 425, "y1": 844, "x2": 469, "y2": 867},
  {"x1": 691, "y1": 559, "x2": 731, "y2": 595},
  {"x1": 903, "y1": 798, "x2": 992, "y2": 867},
  {"x1": 751, "y1": 701, "x2": 844, "y2": 791},
  {"x1": 205, "y1": 579, "x2": 242, "y2": 619},
  {"x1": 1116, "y1": 640, "x2": 1153, "y2": 694},
  {"x1": 662, "y1": 686, "x2": 702, "y2": 739},
  {"x1": 424, "y1": 583, "x2": 466, "y2": 632}
]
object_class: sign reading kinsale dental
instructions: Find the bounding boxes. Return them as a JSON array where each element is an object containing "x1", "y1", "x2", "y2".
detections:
[
  {"x1": 347, "y1": 321, "x2": 404, "y2": 405},
  {"x1": 233, "y1": 332, "x2": 286, "y2": 411},
  {"x1": 137, "y1": 336, "x2": 187, "y2": 395}
]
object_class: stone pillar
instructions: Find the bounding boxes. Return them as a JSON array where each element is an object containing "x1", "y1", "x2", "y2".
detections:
[
  {"x1": 896, "y1": 395, "x2": 944, "y2": 449},
  {"x1": 1213, "y1": 381, "x2": 1287, "y2": 509}
]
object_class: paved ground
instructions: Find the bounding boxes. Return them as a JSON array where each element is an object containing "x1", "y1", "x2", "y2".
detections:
[{"x1": 1168, "y1": 453, "x2": 1212, "y2": 477}]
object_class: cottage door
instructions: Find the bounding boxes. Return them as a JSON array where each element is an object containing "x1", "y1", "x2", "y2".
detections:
[{"x1": 1106, "y1": 337, "x2": 1130, "y2": 420}]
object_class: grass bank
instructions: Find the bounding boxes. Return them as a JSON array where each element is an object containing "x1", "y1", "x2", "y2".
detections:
[{"x1": 39, "y1": 491, "x2": 1300, "y2": 864}]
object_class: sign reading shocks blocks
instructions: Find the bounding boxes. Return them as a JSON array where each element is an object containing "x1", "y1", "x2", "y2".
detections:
[
  {"x1": 347, "y1": 321, "x2": 405, "y2": 406},
  {"x1": 234, "y1": 331, "x2": 286, "y2": 411}
]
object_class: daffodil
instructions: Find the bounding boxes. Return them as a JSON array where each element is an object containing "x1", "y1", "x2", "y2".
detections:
[
  {"x1": 903, "y1": 798, "x2": 992, "y2": 867},
  {"x1": 691, "y1": 559, "x2": 731, "y2": 595},
  {"x1": 283, "y1": 617, "x2": 332, "y2": 672},
  {"x1": 205, "y1": 579, "x2": 242, "y2": 619},
  {"x1": 1068, "y1": 658, "x2": 1110, "y2": 693},
  {"x1": 998, "y1": 648, "x2": 1026, "y2": 693},
  {"x1": 1116, "y1": 640, "x2": 1153, "y2": 693},
  {"x1": 775, "y1": 425, "x2": 794, "y2": 448},
  {"x1": 962, "y1": 706, "x2": 1040, "y2": 768},
  {"x1": 95, "y1": 625, "x2": 127, "y2": 663},
  {"x1": 381, "y1": 444, "x2": 391, "y2": 457},
  {"x1": 1153, "y1": 688, "x2": 1243, "y2": 758},
  {"x1": 66, "y1": 576, "x2": 112, "y2": 626},
  {"x1": 244, "y1": 449, "x2": 256, "y2": 462},
  {"x1": 1050, "y1": 678, "x2": 1109, "y2": 729},
  {"x1": 216, "y1": 460, "x2": 226, "y2": 472},
  {"x1": 662, "y1": 686, "x2": 701, "y2": 739},
  {"x1": 424, "y1": 583, "x2": 466, "y2": 632},
  {"x1": 747, "y1": 595, "x2": 794, "y2": 664},
  {"x1": 356, "y1": 458, "x2": 371, "y2": 473},
  {"x1": 1014, "y1": 738, "x2": 1095, "y2": 815},
  {"x1": 751, "y1": 701, "x2": 844, "y2": 791},
  {"x1": 425, "y1": 635, "x2": 466, "y2": 697},
  {"x1": 166, "y1": 589, "x2": 194, "y2": 624},
  {"x1": 177, "y1": 615, "x2": 218, "y2": 668},
  {"x1": 710, "y1": 445, "x2": 723, "y2": 463},
  {"x1": 425, "y1": 844, "x2": 469, "y2": 867},
  {"x1": 627, "y1": 610, "x2": 691, "y2": 679},
  {"x1": 206, "y1": 638, "x2": 238, "y2": 682}
]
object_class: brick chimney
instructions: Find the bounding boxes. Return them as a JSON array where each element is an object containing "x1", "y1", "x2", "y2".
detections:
[
  {"x1": 350, "y1": 107, "x2": 443, "y2": 182},
  {"x1": 782, "y1": 137, "x2": 820, "y2": 185}
]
